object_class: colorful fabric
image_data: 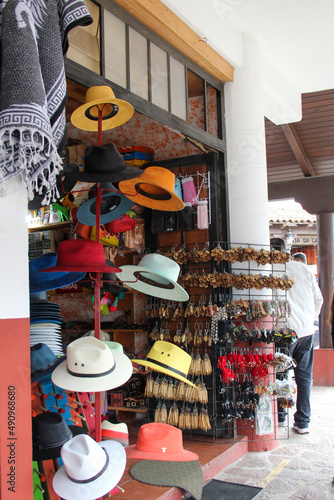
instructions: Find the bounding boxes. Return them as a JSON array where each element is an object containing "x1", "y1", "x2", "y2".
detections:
[{"x1": 0, "y1": 0, "x2": 92, "y2": 203}]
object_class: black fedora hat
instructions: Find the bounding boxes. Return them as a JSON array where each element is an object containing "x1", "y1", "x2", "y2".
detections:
[
  {"x1": 76, "y1": 182, "x2": 134, "y2": 226},
  {"x1": 31, "y1": 343, "x2": 65, "y2": 383},
  {"x1": 66, "y1": 143, "x2": 143, "y2": 183},
  {"x1": 80, "y1": 260, "x2": 129, "y2": 295},
  {"x1": 32, "y1": 412, "x2": 86, "y2": 461},
  {"x1": 28, "y1": 163, "x2": 79, "y2": 210}
]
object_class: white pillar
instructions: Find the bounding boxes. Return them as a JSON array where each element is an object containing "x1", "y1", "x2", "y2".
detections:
[{"x1": 224, "y1": 33, "x2": 270, "y2": 247}]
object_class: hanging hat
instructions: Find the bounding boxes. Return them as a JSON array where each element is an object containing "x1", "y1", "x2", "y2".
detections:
[
  {"x1": 67, "y1": 143, "x2": 143, "y2": 183},
  {"x1": 118, "y1": 166, "x2": 185, "y2": 211},
  {"x1": 126, "y1": 422, "x2": 198, "y2": 461},
  {"x1": 53, "y1": 434, "x2": 126, "y2": 500},
  {"x1": 28, "y1": 163, "x2": 79, "y2": 210},
  {"x1": 130, "y1": 460, "x2": 203, "y2": 500},
  {"x1": 40, "y1": 240, "x2": 121, "y2": 274},
  {"x1": 31, "y1": 343, "x2": 65, "y2": 383},
  {"x1": 29, "y1": 253, "x2": 86, "y2": 294},
  {"x1": 70, "y1": 85, "x2": 134, "y2": 131},
  {"x1": 79, "y1": 260, "x2": 129, "y2": 295},
  {"x1": 116, "y1": 253, "x2": 188, "y2": 302},
  {"x1": 76, "y1": 182, "x2": 134, "y2": 226},
  {"x1": 101, "y1": 421, "x2": 129, "y2": 447},
  {"x1": 32, "y1": 412, "x2": 87, "y2": 461},
  {"x1": 51, "y1": 337, "x2": 133, "y2": 392},
  {"x1": 130, "y1": 341, "x2": 195, "y2": 387}
]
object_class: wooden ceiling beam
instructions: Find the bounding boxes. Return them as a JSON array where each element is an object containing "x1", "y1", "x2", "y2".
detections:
[
  {"x1": 281, "y1": 123, "x2": 316, "y2": 177},
  {"x1": 111, "y1": 0, "x2": 234, "y2": 82}
]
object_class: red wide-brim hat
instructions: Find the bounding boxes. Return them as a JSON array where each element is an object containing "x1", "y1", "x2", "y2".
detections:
[{"x1": 41, "y1": 239, "x2": 121, "y2": 274}]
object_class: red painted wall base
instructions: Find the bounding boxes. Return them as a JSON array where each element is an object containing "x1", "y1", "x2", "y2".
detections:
[
  {"x1": 313, "y1": 348, "x2": 334, "y2": 386},
  {"x1": 0, "y1": 317, "x2": 33, "y2": 499}
]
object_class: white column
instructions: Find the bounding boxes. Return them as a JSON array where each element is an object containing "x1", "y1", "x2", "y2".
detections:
[
  {"x1": 224, "y1": 33, "x2": 270, "y2": 247},
  {"x1": 0, "y1": 175, "x2": 29, "y2": 318}
]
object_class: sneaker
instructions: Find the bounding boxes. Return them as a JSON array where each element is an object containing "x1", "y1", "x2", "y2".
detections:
[{"x1": 292, "y1": 424, "x2": 309, "y2": 434}]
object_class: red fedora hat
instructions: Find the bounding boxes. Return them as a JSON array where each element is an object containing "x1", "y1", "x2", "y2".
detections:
[
  {"x1": 41, "y1": 239, "x2": 121, "y2": 274},
  {"x1": 125, "y1": 422, "x2": 198, "y2": 461}
]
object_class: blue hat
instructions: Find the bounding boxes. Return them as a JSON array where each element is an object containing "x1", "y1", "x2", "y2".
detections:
[
  {"x1": 76, "y1": 182, "x2": 134, "y2": 226},
  {"x1": 31, "y1": 343, "x2": 65, "y2": 382},
  {"x1": 29, "y1": 253, "x2": 86, "y2": 294}
]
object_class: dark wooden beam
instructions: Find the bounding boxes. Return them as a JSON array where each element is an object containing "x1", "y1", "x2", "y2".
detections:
[
  {"x1": 268, "y1": 175, "x2": 334, "y2": 214},
  {"x1": 281, "y1": 123, "x2": 316, "y2": 177}
]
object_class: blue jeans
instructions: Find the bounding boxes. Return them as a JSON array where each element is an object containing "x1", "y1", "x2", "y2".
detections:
[{"x1": 288, "y1": 334, "x2": 314, "y2": 428}]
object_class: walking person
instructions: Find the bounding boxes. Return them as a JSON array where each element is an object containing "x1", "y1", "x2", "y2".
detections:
[{"x1": 286, "y1": 252, "x2": 323, "y2": 434}]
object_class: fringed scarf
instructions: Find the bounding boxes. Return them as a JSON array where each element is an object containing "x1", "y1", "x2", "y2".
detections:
[{"x1": 0, "y1": 0, "x2": 92, "y2": 204}]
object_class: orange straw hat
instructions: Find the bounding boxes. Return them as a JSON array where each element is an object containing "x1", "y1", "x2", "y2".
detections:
[
  {"x1": 71, "y1": 85, "x2": 134, "y2": 131},
  {"x1": 126, "y1": 422, "x2": 198, "y2": 461},
  {"x1": 118, "y1": 166, "x2": 184, "y2": 211}
]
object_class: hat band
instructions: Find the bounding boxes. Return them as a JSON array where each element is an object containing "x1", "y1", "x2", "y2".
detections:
[
  {"x1": 146, "y1": 357, "x2": 188, "y2": 379},
  {"x1": 136, "y1": 184, "x2": 172, "y2": 201},
  {"x1": 134, "y1": 271, "x2": 174, "y2": 290},
  {"x1": 85, "y1": 104, "x2": 119, "y2": 121},
  {"x1": 35, "y1": 431, "x2": 73, "y2": 451},
  {"x1": 67, "y1": 361, "x2": 116, "y2": 378},
  {"x1": 66, "y1": 447, "x2": 109, "y2": 484}
]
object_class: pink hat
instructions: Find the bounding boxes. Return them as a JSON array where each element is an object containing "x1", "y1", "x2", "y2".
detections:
[
  {"x1": 125, "y1": 422, "x2": 198, "y2": 461},
  {"x1": 41, "y1": 239, "x2": 121, "y2": 274}
]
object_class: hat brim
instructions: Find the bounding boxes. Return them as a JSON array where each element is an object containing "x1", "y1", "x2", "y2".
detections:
[
  {"x1": 33, "y1": 425, "x2": 87, "y2": 461},
  {"x1": 31, "y1": 354, "x2": 66, "y2": 383},
  {"x1": 116, "y1": 265, "x2": 189, "y2": 302},
  {"x1": 126, "y1": 445, "x2": 198, "y2": 461},
  {"x1": 71, "y1": 98, "x2": 134, "y2": 131},
  {"x1": 67, "y1": 165, "x2": 143, "y2": 183},
  {"x1": 129, "y1": 359, "x2": 196, "y2": 387},
  {"x1": 53, "y1": 440, "x2": 126, "y2": 500},
  {"x1": 76, "y1": 192, "x2": 134, "y2": 226},
  {"x1": 41, "y1": 264, "x2": 122, "y2": 274},
  {"x1": 129, "y1": 460, "x2": 202, "y2": 500},
  {"x1": 30, "y1": 268, "x2": 86, "y2": 294},
  {"x1": 51, "y1": 349, "x2": 133, "y2": 392},
  {"x1": 118, "y1": 177, "x2": 184, "y2": 211}
]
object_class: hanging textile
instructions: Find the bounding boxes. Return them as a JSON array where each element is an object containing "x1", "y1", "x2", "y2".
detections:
[{"x1": 0, "y1": 0, "x2": 93, "y2": 203}]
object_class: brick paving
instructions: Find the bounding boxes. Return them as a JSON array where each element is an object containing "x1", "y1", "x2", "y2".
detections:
[{"x1": 214, "y1": 386, "x2": 334, "y2": 499}]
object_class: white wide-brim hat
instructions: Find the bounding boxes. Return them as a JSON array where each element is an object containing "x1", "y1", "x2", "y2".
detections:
[
  {"x1": 51, "y1": 337, "x2": 132, "y2": 392},
  {"x1": 53, "y1": 434, "x2": 126, "y2": 500},
  {"x1": 116, "y1": 253, "x2": 189, "y2": 302}
]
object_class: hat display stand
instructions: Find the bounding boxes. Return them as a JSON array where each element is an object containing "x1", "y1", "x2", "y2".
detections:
[{"x1": 68, "y1": 89, "x2": 135, "y2": 500}]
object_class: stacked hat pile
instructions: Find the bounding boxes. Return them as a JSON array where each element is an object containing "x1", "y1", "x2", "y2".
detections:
[
  {"x1": 30, "y1": 299, "x2": 63, "y2": 355},
  {"x1": 118, "y1": 145, "x2": 154, "y2": 169}
]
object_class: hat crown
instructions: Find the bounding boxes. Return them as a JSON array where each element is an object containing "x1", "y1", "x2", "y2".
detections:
[
  {"x1": 135, "y1": 423, "x2": 184, "y2": 454},
  {"x1": 61, "y1": 435, "x2": 107, "y2": 482},
  {"x1": 147, "y1": 340, "x2": 191, "y2": 373},
  {"x1": 32, "y1": 413, "x2": 72, "y2": 449},
  {"x1": 138, "y1": 253, "x2": 181, "y2": 284},
  {"x1": 67, "y1": 337, "x2": 115, "y2": 377},
  {"x1": 85, "y1": 85, "x2": 116, "y2": 103},
  {"x1": 84, "y1": 144, "x2": 126, "y2": 174},
  {"x1": 139, "y1": 167, "x2": 175, "y2": 192},
  {"x1": 31, "y1": 343, "x2": 57, "y2": 374}
]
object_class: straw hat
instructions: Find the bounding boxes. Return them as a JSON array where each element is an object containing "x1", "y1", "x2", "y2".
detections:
[
  {"x1": 76, "y1": 182, "x2": 134, "y2": 226},
  {"x1": 53, "y1": 434, "x2": 126, "y2": 500},
  {"x1": 116, "y1": 253, "x2": 188, "y2": 302},
  {"x1": 126, "y1": 422, "x2": 198, "y2": 461},
  {"x1": 29, "y1": 253, "x2": 85, "y2": 294},
  {"x1": 70, "y1": 85, "x2": 134, "y2": 131},
  {"x1": 118, "y1": 166, "x2": 184, "y2": 211},
  {"x1": 41, "y1": 239, "x2": 121, "y2": 274},
  {"x1": 101, "y1": 421, "x2": 129, "y2": 446},
  {"x1": 130, "y1": 340, "x2": 195, "y2": 387},
  {"x1": 51, "y1": 337, "x2": 133, "y2": 392}
]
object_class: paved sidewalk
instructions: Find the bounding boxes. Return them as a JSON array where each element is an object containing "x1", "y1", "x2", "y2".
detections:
[{"x1": 214, "y1": 386, "x2": 334, "y2": 499}]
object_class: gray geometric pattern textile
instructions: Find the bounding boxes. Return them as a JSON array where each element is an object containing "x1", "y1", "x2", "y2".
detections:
[{"x1": 0, "y1": 0, "x2": 92, "y2": 204}]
